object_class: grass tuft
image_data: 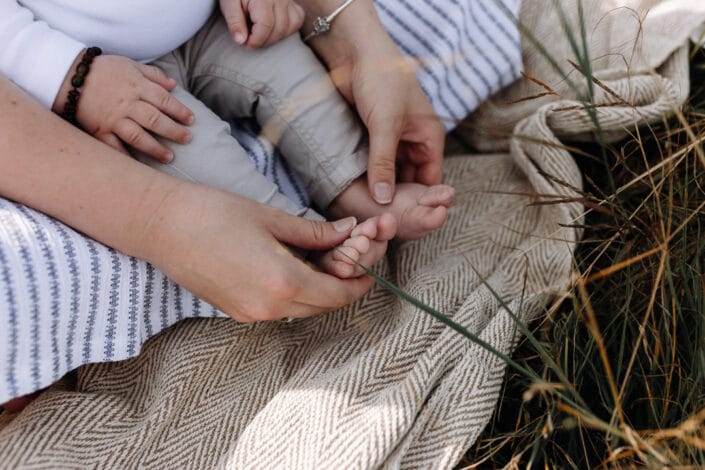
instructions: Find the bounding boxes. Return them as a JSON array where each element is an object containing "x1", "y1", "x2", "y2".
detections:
[{"x1": 458, "y1": 42, "x2": 705, "y2": 470}]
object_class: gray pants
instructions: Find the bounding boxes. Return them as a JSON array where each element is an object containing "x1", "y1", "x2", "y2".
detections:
[{"x1": 135, "y1": 14, "x2": 368, "y2": 220}]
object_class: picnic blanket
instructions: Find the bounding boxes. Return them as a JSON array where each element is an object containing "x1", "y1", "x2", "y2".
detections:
[{"x1": 0, "y1": 0, "x2": 700, "y2": 467}]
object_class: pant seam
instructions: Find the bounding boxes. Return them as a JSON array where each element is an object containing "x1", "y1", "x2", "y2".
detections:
[{"x1": 192, "y1": 63, "x2": 360, "y2": 203}]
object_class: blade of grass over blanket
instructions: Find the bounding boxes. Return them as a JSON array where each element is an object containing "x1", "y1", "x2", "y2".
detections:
[
  {"x1": 353, "y1": 259, "x2": 657, "y2": 456},
  {"x1": 461, "y1": 259, "x2": 587, "y2": 409},
  {"x1": 554, "y1": 0, "x2": 617, "y2": 194},
  {"x1": 352, "y1": 260, "x2": 532, "y2": 380},
  {"x1": 349, "y1": 256, "x2": 612, "y2": 425}
]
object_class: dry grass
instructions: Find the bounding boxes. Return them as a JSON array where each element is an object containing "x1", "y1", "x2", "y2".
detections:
[{"x1": 457, "y1": 45, "x2": 705, "y2": 470}]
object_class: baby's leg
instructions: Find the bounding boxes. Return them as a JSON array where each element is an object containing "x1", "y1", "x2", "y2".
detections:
[
  {"x1": 180, "y1": 16, "x2": 367, "y2": 209},
  {"x1": 131, "y1": 69, "x2": 393, "y2": 279},
  {"x1": 180, "y1": 15, "x2": 454, "y2": 239},
  {"x1": 132, "y1": 83, "x2": 314, "y2": 220},
  {"x1": 131, "y1": 85, "x2": 393, "y2": 277}
]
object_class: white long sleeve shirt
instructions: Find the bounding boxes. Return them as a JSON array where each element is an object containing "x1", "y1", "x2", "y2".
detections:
[{"x1": 0, "y1": 1, "x2": 215, "y2": 108}]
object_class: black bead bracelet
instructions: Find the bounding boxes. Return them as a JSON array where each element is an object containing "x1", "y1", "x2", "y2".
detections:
[{"x1": 61, "y1": 47, "x2": 102, "y2": 127}]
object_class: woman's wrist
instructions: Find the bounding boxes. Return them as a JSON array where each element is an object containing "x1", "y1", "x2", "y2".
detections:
[
  {"x1": 299, "y1": 0, "x2": 392, "y2": 68},
  {"x1": 131, "y1": 180, "x2": 213, "y2": 269}
]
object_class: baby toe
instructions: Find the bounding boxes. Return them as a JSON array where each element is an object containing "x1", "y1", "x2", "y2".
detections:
[
  {"x1": 398, "y1": 205, "x2": 448, "y2": 240},
  {"x1": 333, "y1": 245, "x2": 361, "y2": 264},
  {"x1": 343, "y1": 235, "x2": 371, "y2": 255},
  {"x1": 351, "y1": 217, "x2": 379, "y2": 239},
  {"x1": 417, "y1": 185, "x2": 455, "y2": 207},
  {"x1": 329, "y1": 260, "x2": 356, "y2": 278},
  {"x1": 419, "y1": 206, "x2": 448, "y2": 231},
  {"x1": 315, "y1": 251, "x2": 356, "y2": 279},
  {"x1": 375, "y1": 213, "x2": 398, "y2": 241}
]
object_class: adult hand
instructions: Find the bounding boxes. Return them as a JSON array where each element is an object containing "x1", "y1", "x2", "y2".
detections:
[
  {"x1": 142, "y1": 183, "x2": 373, "y2": 322},
  {"x1": 52, "y1": 54, "x2": 194, "y2": 163},
  {"x1": 220, "y1": 0, "x2": 305, "y2": 48},
  {"x1": 3, "y1": 74, "x2": 370, "y2": 325},
  {"x1": 332, "y1": 40, "x2": 445, "y2": 204},
  {"x1": 303, "y1": 1, "x2": 445, "y2": 205}
]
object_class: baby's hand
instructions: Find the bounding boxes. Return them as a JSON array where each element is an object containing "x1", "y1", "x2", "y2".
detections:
[
  {"x1": 220, "y1": 0, "x2": 305, "y2": 48},
  {"x1": 53, "y1": 54, "x2": 194, "y2": 163}
]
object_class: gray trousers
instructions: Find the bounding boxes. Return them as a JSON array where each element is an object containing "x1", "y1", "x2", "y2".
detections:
[{"x1": 135, "y1": 14, "x2": 368, "y2": 220}]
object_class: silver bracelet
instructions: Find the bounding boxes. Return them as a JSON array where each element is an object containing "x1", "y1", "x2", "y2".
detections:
[{"x1": 302, "y1": 0, "x2": 357, "y2": 42}]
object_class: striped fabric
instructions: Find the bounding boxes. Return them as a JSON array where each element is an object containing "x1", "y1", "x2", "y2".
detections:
[
  {"x1": 0, "y1": 0, "x2": 522, "y2": 404},
  {"x1": 0, "y1": 199, "x2": 223, "y2": 402},
  {"x1": 374, "y1": 0, "x2": 521, "y2": 128}
]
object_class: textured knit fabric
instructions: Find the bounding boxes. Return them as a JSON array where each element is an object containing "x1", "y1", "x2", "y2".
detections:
[{"x1": 0, "y1": 0, "x2": 697, "y2": 467}]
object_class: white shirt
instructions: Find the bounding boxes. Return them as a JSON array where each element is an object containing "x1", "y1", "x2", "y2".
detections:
[{"x1": 0, "y1": 1, "x2": 215, "y2": 108}]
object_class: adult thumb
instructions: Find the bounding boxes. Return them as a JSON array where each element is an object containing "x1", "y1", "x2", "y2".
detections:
[
  {"x1": 270, "y1": 215, "x2": 358, "y2": 250},
  {"x1": 367, "y1": 116, "x2": 402, "y2": 204}
]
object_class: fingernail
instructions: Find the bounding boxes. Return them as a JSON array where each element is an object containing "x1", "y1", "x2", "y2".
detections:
[
  {"x1": 234, "y1": 32, "x2": 245, "y2": 44},
  {"x1": 332, "y1": 216, "x2": 357, "y2": 233},
  {"x1": 186, "y1": 114, "x2": 195, "y2": 125},
  {"x1": 373, "y1": 183, "x2": 393, "y2": 204},
  {"x1": 164, "y1": 151, "x2": 174, "y2": 163}
]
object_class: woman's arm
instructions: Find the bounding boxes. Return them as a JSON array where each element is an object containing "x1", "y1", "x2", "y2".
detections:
[
  {"x1": 0, "y1": 74, "x2": 173, "y2": 258},
  {"x1": 296, "y1": 0, "x2": 446, "y2": 204},
  {"x1": 0, "y1": 76, "x2": 372, "y2": 321}
]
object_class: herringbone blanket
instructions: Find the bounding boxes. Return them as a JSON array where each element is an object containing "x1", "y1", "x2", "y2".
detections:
[{"x1": 0, "y1": 1, "x2": 700, "y2": 467}]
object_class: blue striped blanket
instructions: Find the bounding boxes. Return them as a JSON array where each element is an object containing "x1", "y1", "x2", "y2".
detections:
[{"x1": 0, "y1": 0, "x2": 521, "y2": 404}]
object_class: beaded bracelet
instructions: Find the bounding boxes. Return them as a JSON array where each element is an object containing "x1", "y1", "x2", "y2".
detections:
[{"x1": 61, "y1": 47, "x2": 102, "y2": 127}]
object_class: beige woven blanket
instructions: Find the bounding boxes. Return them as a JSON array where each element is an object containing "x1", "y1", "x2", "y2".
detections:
[{"x1": 0, "y1": 1, "x2": 699, "y2": 467}]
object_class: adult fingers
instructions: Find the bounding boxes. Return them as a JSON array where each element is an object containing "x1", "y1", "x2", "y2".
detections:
[
  {"x1": 140, "y1": 81, "x2": 194, "y2": 125},
  {"x1": 402, "y1": 95, "x2": 445, "y2": 185},
  {"x1": 232, "y1": 251, "x2": 372, "y2": 321},
  {"x1": 114, "y1": 118, "x2": 173, "y2": 163},
  {"x1": 286, "y1": 274, "x2": 374, "y2": 318},
  {"x1": 131, "y1": 101, "x2": 191, "y2": 145},
  {"x1": 247, "y1": 0, "x2": 275, "y2": 48},
  {"x1": 414, "y1": 146, "x2": 444, "y2": 185},
  {"x1": 398, "y1": 158, "x2": 417, "y2": 183},
  {"x1": 266, "y1": 0, "x2": 289, "y2": 45},
  {"x1": 367, "y1": 112, "x2": 404, "y2": 204},
  {"x1": 137, "y1": 64, "x2": 177, "y2": 91},
  {"x1": 220, "y1": 0, "x2": 249, "y2": 44},
  {"x1": 288, "y1": 2, "x2": 305, "y2": 32},
  {"x1": 408, "y1": 116, "x2": 445, "y2": 185},
  {"x1": 269, "y1": 213, "x2": 358, "y2": 250}
]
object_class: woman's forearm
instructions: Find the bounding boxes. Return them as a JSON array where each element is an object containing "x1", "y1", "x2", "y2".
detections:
[{"x1": 0, "y1": 75, "x2": 180, "y2": 261}]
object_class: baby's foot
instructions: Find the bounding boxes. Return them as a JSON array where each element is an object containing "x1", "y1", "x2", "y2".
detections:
[
  {"x1": 328, "y1": 178, "x2": 455, "y2": 240},
  {"x1": 315, "y1": 214, "x2": 397, "y2": 279}
]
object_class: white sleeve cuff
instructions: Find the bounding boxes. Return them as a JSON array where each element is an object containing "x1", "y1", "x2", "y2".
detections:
[{"x1": 2, "y1": 21, "x2": 85, "y2": 108}]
